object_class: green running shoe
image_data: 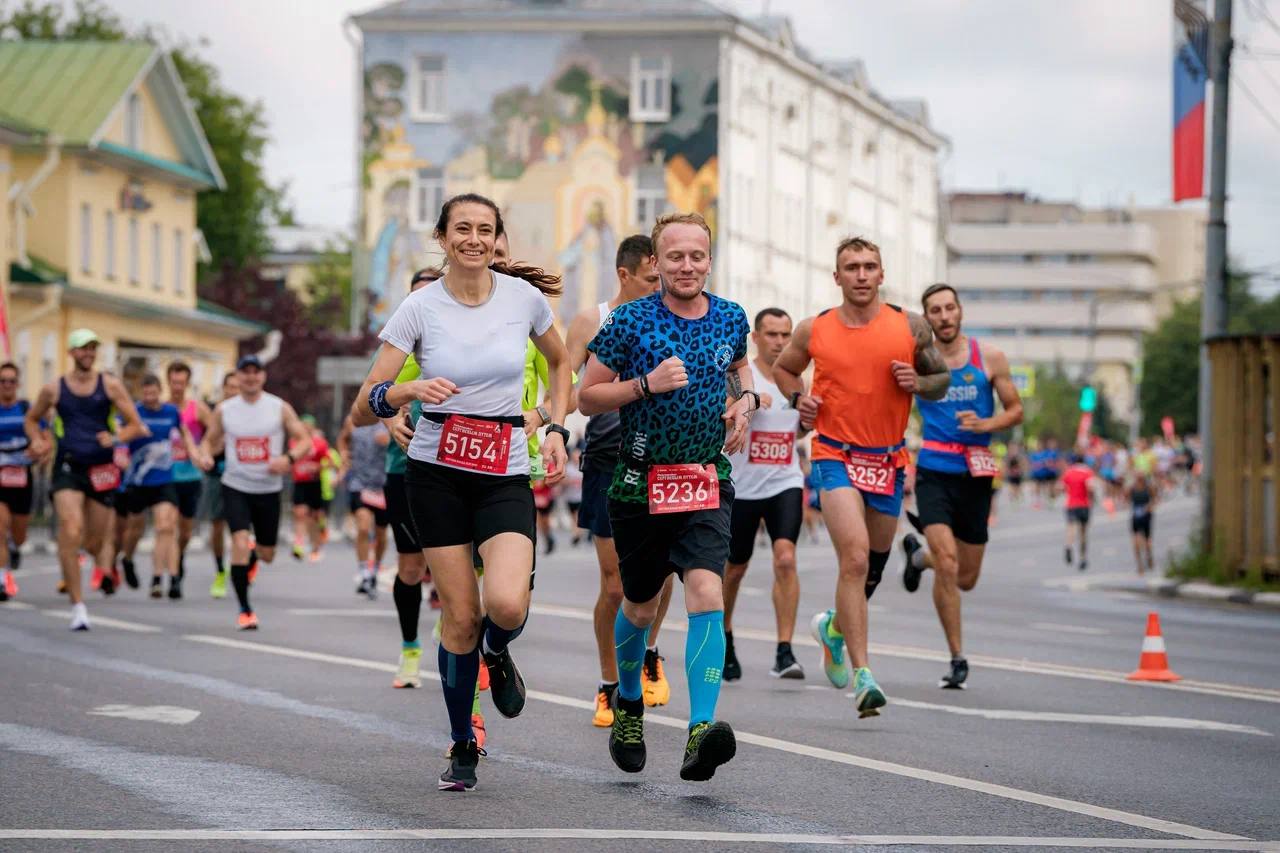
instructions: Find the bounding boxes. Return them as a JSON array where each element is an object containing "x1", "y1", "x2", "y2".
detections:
[
  {"x1": 608, "y1": 695, "x2": 646, "y2": 773},
  {"x1": 393, "y1": 645, "x2": 423, "y2": 689},
  {"x1": 209, "y1": 571, "x2": 227, "y2": 599},
  {"x1": 680, "y1": 720, "x2": 736, "y2": 781},
  {"x1": 809, "y1": 609, "x2": 850, "y2": 689},
  {"x1": 854, "y1": 667, "x2": 887, "y2": 718}
]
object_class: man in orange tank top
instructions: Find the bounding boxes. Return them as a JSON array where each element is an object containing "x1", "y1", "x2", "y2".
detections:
[{"x1": 774, "y1": 236, "x2": 949, "y2": 718}]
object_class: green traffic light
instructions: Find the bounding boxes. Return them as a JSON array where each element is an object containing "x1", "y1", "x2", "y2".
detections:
[{"x1": 1079, "y1": 385, "x2": 1097, "y2": 413}]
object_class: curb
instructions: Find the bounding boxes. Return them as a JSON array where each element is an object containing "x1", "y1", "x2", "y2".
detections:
[{"x1": 1099, "y1": 577, "x2": 1280, "y2": 610}]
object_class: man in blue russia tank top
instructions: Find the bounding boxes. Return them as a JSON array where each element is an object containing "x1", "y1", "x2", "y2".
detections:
[
  {"x1": 0, "y1": 361, "x2": 48, "y2": 602},
  {"x1": 25, "y1": 329, "x2": 148, "y2": 630},
  {"x1": 899, "y1": 285, "x2": 1023, "y2": 690}
]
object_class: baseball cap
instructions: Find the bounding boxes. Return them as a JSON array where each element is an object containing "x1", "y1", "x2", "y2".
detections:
[
  {"x1": 236, "y1": 354, "x2": 264, "y2": 371},
  {"x1": 67, "y1": 328, "x2": 100, "y2": 349}
]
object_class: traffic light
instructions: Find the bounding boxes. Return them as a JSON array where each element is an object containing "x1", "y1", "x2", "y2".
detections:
[{"x1": 1078, "y1": 385, "x2": 1097, "y2": 413}]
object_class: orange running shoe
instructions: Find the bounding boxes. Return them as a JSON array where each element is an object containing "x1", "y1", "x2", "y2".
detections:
[
  {"x1": 3, "y1": 569, "x2": 17, "y2": 598},
  {"x1": 237, "y1": 611, "x2": 259, "y2": 631},
  {"x1": 641, "y1": 649, "x2": 671, "y2": 707},
  {"x1": 472, "y1": 713, "x2": 486, "y2": 750},
  {"x1": 247, "y1": 561, "x2": 259, "y2": 584},
  {"x1": 89, "y1": 565, "x2": 104, "y2": 591},
  {"x1": 308, "y1": 551, "x2": 322, "y2": 563},
  {"x1": 592, "y1": 687, "x2": 614, "y2": 727},
  {"x1": 477, "y1": 659, "x2": 490, "y2": 691}
]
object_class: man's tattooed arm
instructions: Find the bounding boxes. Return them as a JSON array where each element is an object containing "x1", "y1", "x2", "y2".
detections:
[{"x1": 909, "y1": 312, "x2": 951, "y2": 401}]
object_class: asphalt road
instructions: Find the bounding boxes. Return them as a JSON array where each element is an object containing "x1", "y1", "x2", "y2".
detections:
[{"x1": 2, "y1": 491, "x2": 1278, "y2": 853}]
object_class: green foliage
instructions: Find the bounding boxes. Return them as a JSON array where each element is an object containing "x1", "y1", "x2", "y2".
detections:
[
  {"x1": 304, "y1": 242, "x2": 354, "y2": 331},
  {"x1": 1022, "y1": 363, "x2": 1126, "y2": 445},
  {"x1": 1166, "y1": 531, "x2": 1280, "y2": 591}
]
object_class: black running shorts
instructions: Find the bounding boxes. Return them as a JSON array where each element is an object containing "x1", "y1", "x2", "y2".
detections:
[
  {"x1": 1067, "y1": 506, "x2": 1091, "y2": 526},
  {"x1": 348, "y1": 489, "x2": 390, "y2": 528},
  {"x1": 0, "y1": 476, "x2": 33, "y2": 516},
  {"x1": 292, "y1": 480, "x2": 325, "y2": 510},
  {"x1": 173, "y1": 479, "x2": 202, "y2": 519},
  {"x1": 222, "y1": 485, "x2": 282, "y2": 548},
  {"x1": 727, "y1": 487, "x2": 803, "y2": 564},
  {"x1": 384, "y1": 472, "x2": 420, "y2": 554},
  {"x1": 915, "y1": 467, "x2": 993, "y2": 546},
  {"x1": 51, "y1": 458, "x2": 116, "y2": 508},
  {"x1": 403, "y1": 459, "x2": 534, "y2": 549},
  {"x1": 577, "y1": 464, "x2": 614, "y2": 538},
  {"x1": 127, "y1": 483, "x2": 178, "y2": 515}
]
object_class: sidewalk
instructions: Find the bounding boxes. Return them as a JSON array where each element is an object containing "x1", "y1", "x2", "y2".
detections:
[{"x1": 1092, "y1": 573, "x2": 1280, "y2": 611}]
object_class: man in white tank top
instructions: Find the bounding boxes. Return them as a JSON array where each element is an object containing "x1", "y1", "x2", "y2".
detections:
[
  {"x1": 195, "y1": 355, "x2": 310, "y2": 630},
  {"x1": 723, "y1": 308, "x2": 807, "y2": 681},
  {"x1": 563, "y1": 235, "x2": 674, "y2": 727}
]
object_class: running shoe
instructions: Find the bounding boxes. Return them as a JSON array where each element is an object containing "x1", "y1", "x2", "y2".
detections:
[
  {"x1": 99, "y1": 567, "x2": 115, "y2": 596},
  {"x1": 438, "y1": 739, "x2": 480, "y2": 792},
  {"x1": 309, "y1": 550, "x2": 322, "y2": 564},
  {"x1": 608, "y1": 695, "x2": 646, "y2": 773},
  {"x1": 482, "y1": 647, "x2": 526, "y2": 718},
  {"x1": 853, "y1": 666, "x2": 887, "y2": 718},
  {"x1": 69, "y1": 602, "x2": 90, "y2": 631},
  {"x1": 209, "y1": 571, "x2": 228, "y2": 599},
  {"x1": 110, "y1": 564, "x2": 122, "y2": 590},
  {"x1": 8, "y1": 539, "x2": 20, "y2": 571},
  {"x1": 592, "y1": 684, "x2": 616, "y2": 727},
  {"x1": 428, "y1": 588, "x2": 442, "y2": 610},
  {"x1": 940, "y1": 656, "x2": 968, "y2": 690},
  {"x1": 237, "y1": 611, "x2": 259, "y2": 631},
  {"x1": 477, "y1": 659, "x2": 490, "y2": 691},
  {"x1": 471, "y1": 713, "x2": 487, "y2": 751},
  {"x1": 90, "y1": 565, "x2": 104, "y2": 591},
  {"x1": 723, "y1": 638, "x2": 742, "y2": 682},
  {"x1": 1079, "y1": 558, "x2": 1088, "y2": 572},
  {"x1": 810, "y1": 610, "x2": 850, "y2": 689},
  {"x1": 901, "y1": 533, "x2": 925, "y2": 593},
  {"x1": 247, "y1": 558, "x2": 260, "y2": 585},
  {"x1": 679, "y1": 721, "x2": 736, "y2": 781},
  {"x1": 292, "y1": 542, "x2": 304, "y2": 561},
  {"x1": 641, "y1": 648, "x2": 670, "y2": 706},
  {"x1": 57, "y1": 578, "x2": 68, "y2": 595},
  {"x1": 149, "y1": 577, "x2": 163, "y2": 599},
  {"x1": 121, "y1": 557, "x2": 138, "y2": 589},
  {"x1": 356, "y1": 575, "x2": 371, "y2": 597},
  {"x1": 1, "y1": 568, "x2": 16, "y2": 600},
  {"x1": 1064, "y1": 547, "x2": 1072, "y2": 566},
  {"x1": 392, "y1": 646, "x2": 423, "y2": 689},
  {"x1": 167, "y1": 576, "x2": 183, "y2": 600},
  {"x1": 770, "y1": 647, "x2": 805, "y2": 680}
]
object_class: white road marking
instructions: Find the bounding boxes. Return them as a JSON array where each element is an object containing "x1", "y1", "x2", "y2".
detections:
[
  {"x1": 1, "y1": 601, "x2": 35, "y2": 610},
  {"x1": 39, "y1": 610, "x2": 162, "y2": 633},
  {"x1": 892, "y1": 699, "x2": 1270, "y2": 736},
  {"x1": 1043, "y1": 572, "x2": 1138, "y2": 590},
  {"x1": 182, "y1": 633, "x2": 1243, "y2": 841},
  {"x1": 0, "y1": 829, "x2": 1269, "y2": 849},
  {"x1": 286, "y1": 608, "x2": 394, "y2": 617},
  {"x1": 87, "y1": 705, "x2": 200, "y2": 725},
  {"x1": 1030, "y1": 622, "x2": 1110, "y2": 636}
]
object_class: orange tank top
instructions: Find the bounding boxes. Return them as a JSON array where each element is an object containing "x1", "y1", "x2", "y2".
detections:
[{"x1": 810, "y1": 304, "x2": 915, "y2": 467}]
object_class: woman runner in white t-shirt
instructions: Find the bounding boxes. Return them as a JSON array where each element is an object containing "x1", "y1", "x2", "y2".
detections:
[{"x1": 354, "y1": 193, "x2": 571, "y2": 792}]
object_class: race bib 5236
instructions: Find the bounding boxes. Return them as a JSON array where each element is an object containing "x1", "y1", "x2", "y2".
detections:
[{"x1": 647, "y1": 464, "x2": 720, "y2": 514}]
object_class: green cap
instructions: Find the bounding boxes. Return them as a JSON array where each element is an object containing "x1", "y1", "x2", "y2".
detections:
[
  {"x1": 67, "y1": 328, "x2": 100, "y2": 349},
  {"x1": 300, "y1": 414, "x2": 317, "y2": 426}
]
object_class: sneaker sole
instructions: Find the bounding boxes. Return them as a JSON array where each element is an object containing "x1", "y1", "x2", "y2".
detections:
[
  {"x1": 437, "y1": 779, "x2": 476, "y2": 792},
  {"x1": 809, "y1": 613, "x2": 849, "y2": 690},
  {"x1": 608, "y1": 738, "x2": 646, "y2": 773},
  {"x1": 392, "y1": 679, "x2": 421, "y2": 689},
  {"x1": 939, "y1": 680, "x2": 967, "y2": 690},
  {"x1": 487, "y1": 661, "x2": 526, "y2": 719},
  {"x1": 679, "y1": 723, "x2": 736, "y2": 781},
  {"x1": 857, "y1": 688, "x2": 888, "y2": 716},
  {"x1": 770, "y1": 663, "x2": 806, "y2": 680}
]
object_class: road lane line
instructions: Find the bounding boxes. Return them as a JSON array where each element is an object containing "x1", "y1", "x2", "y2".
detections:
[
  {"x1": 39, "y1": 609, "x2": 162, "y2": 633},
  {"x1": 891, "y1": 699, "x2": 1270, "y2": 736},
  {"x1": 0, "y1": 829, "x2": 1269, "y2": 848},
  {"x1": 1030, "y1": 622, "x2": 1109, "y2": 636},
  {"x1": 286, "y1": 608, "x2": 394, "y2": 617},
  {"x1": 87, "y1": 705, "x2": 201, "y2": 725},
  {"x1": 183, "y1": 633, "x2": 1246, "y2": 841},
  {"x1": 1, "y1": 601, "x2": 35, "y2": 610}
]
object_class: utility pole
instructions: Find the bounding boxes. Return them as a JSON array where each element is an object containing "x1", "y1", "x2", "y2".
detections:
[{"x1": 1199, "y1": 0, "x2": 1232, "y2": 544}]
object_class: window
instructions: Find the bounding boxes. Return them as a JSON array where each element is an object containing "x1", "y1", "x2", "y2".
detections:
[
  {"x1": 173, "y1": 228, "x2": 185, "y2": 295},
  {"x1": 127, "y1": 217, "x2": 140, "y2": 284},
  {"x1": 412, "y1": 167, "x2": 445, "y2": 230},
  {"x1": 151, "y1": 223, "x2": 162, "y2": 290},
  {"x1": 125, "y1": 91, "x2": 143, "y2": 148},
  {"x1": 410, "y1": 55, "x2": 447, "y2": 122},
  {"x1": 630, "y1": 55, "x2": 671, "y2": 122},
  {"x1": 104, "y1": 211, "x2": 116, "y2": 278},
  {"x1": 79, "y1": 203, "x2": 92, "y2": 273}
]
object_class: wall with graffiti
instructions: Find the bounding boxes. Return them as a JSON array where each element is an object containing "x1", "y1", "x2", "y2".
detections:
[{"x1": 359, "y1": 30, "x2": 720, "y2": 328}]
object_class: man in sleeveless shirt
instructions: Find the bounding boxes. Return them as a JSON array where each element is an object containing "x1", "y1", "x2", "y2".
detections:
[
  {"x1": 773, "y1": 237, "x2": 949, "y2": 718},
  {"x1": 901, "y1": 284, "x2": 1023, "y2": 689},
  {"x1": 564, "y1": 233, "x2": 674, "y2": 727},
  {"x1": 25, "y1": 329, "x2": 148, "y2": 630},
  {"x1": 166, "y1": 361, "x2": 212, "y2": 584}
]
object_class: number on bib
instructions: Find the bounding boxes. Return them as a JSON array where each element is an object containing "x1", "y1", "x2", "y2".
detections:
[
  {"x1": 747, "y1": 430, "x2": 794, "y2": 466},
  {"x1": 436, "y1": 415, "x2": 512, "y2": 475},
  {"x1": 88, "y1": 463, "x2": 121, "y2": 493},
  {"x1": 647, "y1": 464, "x2": 720, "y2": 514},
  {"x1": 965, "y1": 446, "x2": 999, "y2": 478},
  {"x1": 236, "y1": 437, "x2": 271, "y2": 464},
  {"x1": 359, "y1": 488, "x2": 386, "y2": 510},
  {"x1": 843, "y1": 452, "x2": 896, "y2": 496},
  {"x1": 0, "y1": 466, "x2": 29, "y2": 488}
]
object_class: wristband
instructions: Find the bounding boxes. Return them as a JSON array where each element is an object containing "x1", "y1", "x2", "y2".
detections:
[
  {"x1": 743, "y1": 390, "x2": 761, "y2": 411},
  {"x1": 639, "y1": 374, "x2": 654, "y2": 400},
  {"x1": 369, "y1": 381, "x2": 397, "y2": 419},
  {"x1": 789, "y1": 391, "x2": 802, "y2": 409},
  {"x1": 545, "y1": 423, "x2": 571, "y2": 444}
]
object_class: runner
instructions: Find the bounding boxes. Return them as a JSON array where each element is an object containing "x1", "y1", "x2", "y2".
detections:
[
  {"x1": 1129, "y1": 472, "x2": 1157, "y2": 575},
  {"x1": 1029, "y1": 437, "x2": 1062, "y2": 508},
  {"x1": 1062, "y1": 453, "x2": 1098, "y2": 571},
  {"x1": 563, "y1": 233, "x2": 673, "y2": 727},
  {"x1": 354, "y1": 193, "x2": 571, "y2": 792},
  {"x1": 166, "y1": 361, "x2": 211, "y2": 582},
  {"x1": 121, "y1": 374, "x2": 199, "y2": 600},
  {"x1": 0, "y1": 362, "x2": 40, "y2": 602},
  {"x1": 898, "y1": 283, "x2": 1023, "y2": 689},
  {"x1": 25, "y1": 329, "x2": 148, "y2": 629},
  {"x1": 579, "y1": 211, "x2": 753, "y2": 781},
  {"x1": 337, "y1": 413, "x2": 390, "y2": 598},
  {"x1": 1004, "y1": 442, "x2": 1025, "y2": 504},
  {"x1": 194, "y1": 354, "x2": 311, "y2": 629},
  {"x1": 772, "y1": 237, "x2": 949, "y2": 718},
  {"x1": 722, "y1": 307, "x2": 806, "y2": 682},
  {"x1": 289, "y1": 415, "x2": 330, "y2": 562},
  {"x1": 205, "y1": 370, "x2": 240, "y2": 598}
]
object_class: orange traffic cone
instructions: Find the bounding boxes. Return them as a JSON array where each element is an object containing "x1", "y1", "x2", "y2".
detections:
[{"x1": 1126, "y1": 611, "x2": 1181, "y2": 682}]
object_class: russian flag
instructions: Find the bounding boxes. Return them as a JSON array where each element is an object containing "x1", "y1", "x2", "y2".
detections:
[{"x1": 1173, "y1": 0, "x2": 1209, "y2": 202}]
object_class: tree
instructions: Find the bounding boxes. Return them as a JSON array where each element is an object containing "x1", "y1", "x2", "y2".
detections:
[
  {"x1": 1022, "y1": 364, "x2": 1127, "y2": 447},
  {"x1": 303, "y1": 242, "x2": 354, "y2": 331}
]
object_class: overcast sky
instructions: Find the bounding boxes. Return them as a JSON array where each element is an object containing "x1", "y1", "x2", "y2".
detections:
[{"x1": 105, "y1": 0, "x2": 1280, "y2": 288}]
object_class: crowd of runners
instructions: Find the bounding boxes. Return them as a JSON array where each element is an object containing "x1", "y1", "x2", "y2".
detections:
[{"x1": 0, "y1": 191, "x2": 1194, "y2": 792}]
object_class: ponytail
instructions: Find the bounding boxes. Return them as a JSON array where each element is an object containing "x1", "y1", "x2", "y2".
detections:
[{"x1": 491, "y1": 261, "x2": 562, "y2": 296}]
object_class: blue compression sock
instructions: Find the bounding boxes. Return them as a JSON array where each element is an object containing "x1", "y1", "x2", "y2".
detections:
[
  {"x1": 438, "y1": 642, "x2": 480, "y2": 743},
  {"x1": 614, "y1": 609, "x2": 648, "y2": 702},
  {"x1": 685, "y1": 610, "x2": 726, "y2": 728},
  {"x1": 482, "y1": 613, "x2": 525, "y2": 656}
]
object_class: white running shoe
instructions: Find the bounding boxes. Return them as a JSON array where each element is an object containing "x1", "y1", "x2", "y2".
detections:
[{"x1": 69, "y1": 602, "x2": 90, "y2": 631}]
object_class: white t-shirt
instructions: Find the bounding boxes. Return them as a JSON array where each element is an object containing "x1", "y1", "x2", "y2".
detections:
[
  {"x1": 220, "y1": 392, "x2": 285, "y2": 495},
  {"x1": 378, "y1": 271, "x2": 555, "y2": 476},
  {"x1": 728, "y1": 361, "x2": 804, "y2": 500}
]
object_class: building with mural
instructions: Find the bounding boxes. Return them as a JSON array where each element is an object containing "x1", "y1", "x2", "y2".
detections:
[
  {"x1": 0, "y1": 41, "x2": 259, "y2": 400},
  {"x1": 350, "y1": 0, "x2": 945, "y2": 329}
]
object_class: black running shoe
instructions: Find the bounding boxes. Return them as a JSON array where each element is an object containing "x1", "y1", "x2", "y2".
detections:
[
  {"x1": 177, "y1": 554, "x2": 185, "y2": 581},
  {"x1": 1078, "y1": 558, "x2": 1088, "y2": 572},
  {"x1": 482, "y1": 647, "x2": 526, "y2": 718},
  {"x1": 940, "y1": 656, "x2": 968, "y2": 689},
  {"x1": 100, "y1": 571, "x2": 115, "y2": 596},
  {"x1": 608, "y1": 695, "x2": 646, "y2": 773},
  {"x1": 121, "y1": 557, "x2": 138, "y2": 590},
  {"x1": 902, "y1": 533, "x2": 924, "y2": 593},
  {"x1": 167, "y1": 576, "x2": 183, "y2": 600},
  {"x1": 723, "y1": 638, "x2": 741, "y2": 682},
  {"x1": 905, "y1": 510, "x2": 923, "y2": 534},
  {"x1": 149, "y1": 577, "x2": 163, "y2": 599},
  {"x1": 438, "y1": 739, "x2": 481, "y2": 792},
  {"x1": 679, "y1": 721, "x2": 737, "y2": 781},
  {"x1": 770, "y1": 647, "x2": 805, "y2": 679},
  {"x1": 1064, "y1": 547, "x2": 1073, "y2": 566},
  {"x1": 9, "y1": 541, "x2": 20, "y2": 571}
]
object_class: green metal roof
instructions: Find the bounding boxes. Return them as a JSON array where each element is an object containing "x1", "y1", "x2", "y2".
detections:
[
  {"x1": 0, "y1": 41, "x2": 154, "y2": 145},
  {"x1": 98, "y1": 140, "x2": 219, "y2": 188}
]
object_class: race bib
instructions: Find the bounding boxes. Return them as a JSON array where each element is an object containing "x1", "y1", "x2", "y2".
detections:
[
  {"x1": 171, "y1": 432, "x2": 188, "y2": 462},
  {"x1": 294, "y1": 459, "x2": 320, "y2": 479},
  {"x1": 88, "y1": 463, "x2": 121, "y2": 493},
  {"x1": 748, "y1": 430, "x2": 794, "y2": 466},
  {"x1": 436, "y1": 415, "x2": 511, "y2": 474},
  {"x1": 844, "y1": 452, "x2": 896, "y2": 496},
  {"x1": 0, "y1": 466, "x2": 28, "y2": 488},
  {"x1": 647, "y1": 464, "x2": 720, "y2": 515},
  {"x1": 236, "y1": 436, "x2": 271, "y2": 464},
  {"x1": 965, "y1": 446, "x2": 999, "y2": 478},
  {"x1": 359, "y1": 488, "x2": 386, "y2": 510},
  {"x1": 113, "y1": 445, "x2": 131, "y2": 469}
]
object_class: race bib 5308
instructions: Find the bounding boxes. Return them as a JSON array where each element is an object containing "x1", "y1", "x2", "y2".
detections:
[{"x1": 748, "y1": 430, "x2": 794, "y2": 466}]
